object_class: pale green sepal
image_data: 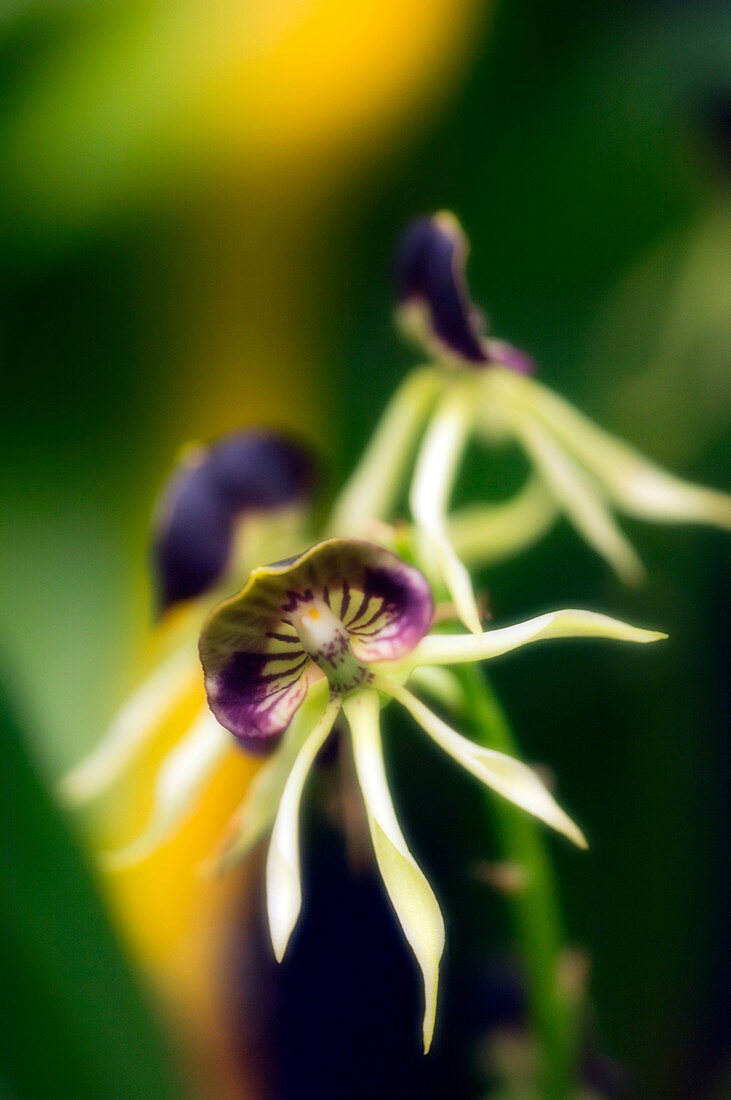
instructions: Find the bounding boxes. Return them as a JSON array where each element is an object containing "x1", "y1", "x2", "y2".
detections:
[
  {"x1": 505, "y1": 404, "x2": 645, "y2": 585},
  {"x1": 386, "y1": 609, "x2": 667, "y2": 673},
  {"x1": 449, "y1": 477, "x2": 559, "y2": 568},
  {"x1": 60, "y1": 644, "x2": 198, "y2": 805},
  {"x1": 378, "y1": 679, "x2": 587, "y2": 849},
  {"x1": 266, "y1": 695, "x2": 341, "y2": 962},
  {"x1": 326, "y1": 366, "x2": 445, "y2": 537},
  {"x1": 518, "y1": 373, "x2": 731, "y2": 530},
  {"x1": 207, "y1": 680, "x2": 331, "y2": 875},
  {"x1": 345, "y1": 689, "x2": 445, "y2": 1053},
  {"x1": 103, "y1": 706, "x2": 229, "y2": 870},
  {"x1": 410, "y1": 385, "x2": 483, "y2": 633}
]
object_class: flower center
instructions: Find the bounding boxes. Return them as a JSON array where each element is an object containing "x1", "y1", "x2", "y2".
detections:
[{"x1": 288, "y1": 597, "x2": 371, "y2": 695}]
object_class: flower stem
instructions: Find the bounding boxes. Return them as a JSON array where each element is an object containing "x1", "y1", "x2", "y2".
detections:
[{"x1": 454, "y1": 663, "x2": 578, "y2": 1099}]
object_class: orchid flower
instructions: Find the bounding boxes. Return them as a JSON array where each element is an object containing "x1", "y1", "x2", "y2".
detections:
[
  {"x1": 192, "y1": 537, "x2": 664, "y2": 1050},
  {"x1": 61, "y1": 430, "x2": 316, "y2": 821},
  {"x1": 328, "y1": 212, "x2": 731, "y2": 633}
]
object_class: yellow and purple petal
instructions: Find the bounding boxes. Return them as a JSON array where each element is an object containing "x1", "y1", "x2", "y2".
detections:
[{"x1": 199, "y1": 539, "x2": 434, "y2": 748}]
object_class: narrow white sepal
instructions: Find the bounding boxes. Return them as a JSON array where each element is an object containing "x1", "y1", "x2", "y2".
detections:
[
  {"x1": 207, "y1": 680, "x2": 331, "y2": 875},
  {"x1": 326, "y1": 367, "x2": 444, "y2": 536},
  {"x1": 385, "y1": 608, "x2": 667, "y2": 674},
  {"x1": 410, "y1": 386, "x2": 483, "y2": 633},
  {"x1": 266, "y1": 696, "x2": 341, "y2": 963},
  {"x1": 377, "y1": 679, "x2": 587, "y2": 849},
  {"x1": 103, "y1": 706, "x2": 229, "y2": 869},
  {"x1": 60, "y1": 645, "x2": 199, "y2": 805},
  {"x1": 523, "y1": 374, "x2": 731, "y2": 530},
  {"x1": 507, "y1": 406, "x2": 645, "y2": 585},
  {"x1": 345, "y1": 689, "x2": 445, "y2": 1054}
]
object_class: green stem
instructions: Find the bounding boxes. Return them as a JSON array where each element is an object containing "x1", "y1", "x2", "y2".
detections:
[{"x1": 454, "y1": 663, "x2": 578, "y2": 1099}]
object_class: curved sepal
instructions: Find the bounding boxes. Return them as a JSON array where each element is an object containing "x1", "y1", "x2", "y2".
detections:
[{"x1": 345, "y1": 689, "x2": 445, "y2": 1053}]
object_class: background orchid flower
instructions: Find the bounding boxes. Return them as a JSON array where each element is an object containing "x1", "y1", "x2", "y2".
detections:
[
  {"x1": 193, "y1": 536, "x2": 664, "y2": 1051},
  {"x1": 329, "y1": 212, "x2": 731, "y2": 633},
  {"x1": 61, "y1": 430, "x2": 316, "y2": 843}
]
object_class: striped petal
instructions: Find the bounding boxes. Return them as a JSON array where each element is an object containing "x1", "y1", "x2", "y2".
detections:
[
  {"x1": 345, "y1": 689, "x2": 445, "y2": 1053},
  {"x1": 200, "y1": 540, "x2": 434, "y2": 749}
]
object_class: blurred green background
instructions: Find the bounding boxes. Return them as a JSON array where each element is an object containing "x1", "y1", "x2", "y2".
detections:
[{"x1": 1, "y1": 0, "x2": 729, "y2": 1097}]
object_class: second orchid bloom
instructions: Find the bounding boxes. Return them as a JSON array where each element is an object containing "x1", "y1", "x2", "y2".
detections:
[
  {"x1": 330, "y1": 212, "x2": 731, "y2": 634},
  {"x1": 198, "y1": 537, "x2": 664, "y2": 1050}
]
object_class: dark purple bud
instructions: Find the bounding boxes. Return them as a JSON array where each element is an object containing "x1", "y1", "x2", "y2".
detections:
[
  {"x1": 395, "y1": 213, "x2": 536, "y2": 374},
  {"x1": 395, "y1": 212, "x2": 489, "y2": 365},
  {"x1": 152, "y1": 431, "x2": 315, "y2": 616}
]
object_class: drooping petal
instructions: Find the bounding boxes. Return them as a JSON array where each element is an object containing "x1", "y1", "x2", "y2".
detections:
[
  {"x1": 266, "y1": 696, "x2": 341, "y2": 961},
  {"x1": 152, "y1": 430, "x2": 316, "y2": 614},
  {"x1": 504, "y1": 403, "x2": 646, "y2": 584},
  {"x1": 378, "y1": 680, "x2": 586, "y2": 849},
  {"x1": 60, "y1": 644, "x2": 200, "y2": 805},
  {"x1": 449, "y1": 477, "x2": 559, "y2": 568},
  {"x1": 207, "y1": 680, "x2": 331, "y2": 874},
  {"x1": 394, "y1": 212, "x2": 489, "y2": 365},
  {"x1": 344, "y1": 689, "x2": 445, "y2": 1053},
  {"x1": 103, "y1": 706, "x2": 230, "y2": 869},
  {"x1": 410, "y1": 387, "x2": 483, "y2": 633},
  {"x1": 200, "y1": 540, "x2": 434, "y2": 749},
  {"x1": 325, "y1": 366, "x2": 445, "y2": 536},
  {"x1": 385, "y1": 608, "x2": 666, "y2": 673},
  {"x1": 511, "y1": 372, "x2": 731, "y2": 530}
]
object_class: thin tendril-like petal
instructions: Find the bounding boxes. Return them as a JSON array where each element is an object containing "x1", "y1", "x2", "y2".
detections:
[
  {"x1": 505, "y1": 404, "x2": 645, "y2": 585},
  {"x1": 326, "y1": 367, "x2": 445, "y2": 536},
  {"x1": 266, "y1": 696, "x2": 341, "y2": 962},
  {"x1": 410, "y1": 387, "x2": 483, "y2": 633},
  {"x1": 377, "y1": 678, "x2": 587, "y2": 848},
  {"x1": 384, "y1": 609, "x2": 667, "y2": 674},
  {"x1": 345, "y1": 689, "x2": 445, "y2": 1054},
  {"x1": 103, "y1": 706, "x2": 229, "y2": 869},
  {"x1": 60, "y1": 644, "x2": 199, "y2": 805},
  {"x1": 448, "y1": 477, "x2": 559, "y2": 567},
  {"x1": 206, "y1": 680, "x2": 331, "y2": 875},
  {"x1": 513, "y1": 372, "x2": 731, "y2": 530}
]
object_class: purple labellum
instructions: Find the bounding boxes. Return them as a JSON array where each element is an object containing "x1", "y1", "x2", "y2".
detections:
[
  {"x1": 395, "y1": 213, "x2": 489, "y2": 365},
  {"x1": 152, "y1": 431, "x2": 315, "y2": 615},
  {"x1": 199, "y1": 539, "x2": 434, "y2": 751}
]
